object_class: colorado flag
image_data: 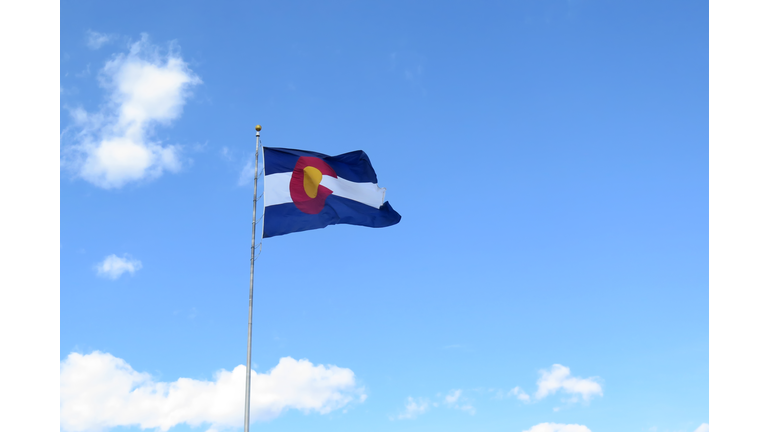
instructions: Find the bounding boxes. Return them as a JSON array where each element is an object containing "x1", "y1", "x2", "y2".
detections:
[{"x1": 263, "y1": 147, "x2": 401, "y2": 238}]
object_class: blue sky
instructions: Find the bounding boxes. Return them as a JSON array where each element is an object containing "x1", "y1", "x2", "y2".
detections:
[{"x1": 59, "y1": 1, "x2": 708, "y2": 431}]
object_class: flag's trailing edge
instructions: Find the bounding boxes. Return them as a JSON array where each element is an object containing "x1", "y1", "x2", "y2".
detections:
[{"x1": 262, "y1": 147, "x2": 401, "y2": 238}]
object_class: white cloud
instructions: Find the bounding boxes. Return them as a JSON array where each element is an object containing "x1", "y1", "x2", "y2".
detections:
[
  {"x1": 522, "y1": 422, "x2": 592, "y2": 432},
  {"x1": 238, "y1": 157, "x2": 256, "y2": 186},
  {"x1": 459, "y1": 404, "x2": 476, "y2": 414},
  {"x1": 444, "y1": 389, "x2": 461, "y2": 404},
  {"x1": 220, "y1": 146, "x2": 233, "y2": 161},
  {"x1": 393, "y1": 388, "x2": 477, "y2": 420},
  {"x1": 535, "y1": 364, "x2": 603, "y2": 402},
  {"x1": 95, "y1": 254, "x2": 142, "y2": 279},
  {"x1": 509, "y1": 386, "x2": 531, "y2": 402},
  {"x1": 394, "y1": 397, "x2": 431, "y2": 420},
  {"x1": 693, "y1": 424, "x2": 709, "y2": 432},
  {"x1": 86, "y1": 30, "x2": 113, "y2": 49},
  {"x1": 63, "y1": 34, "x2": 201, "y2": 189},
  {"x1": 442, "y1": 389, "x2": 475, "y2": 415},
  {"x1": 60, "y1": 351, "x2": 365, "y2": 432}
]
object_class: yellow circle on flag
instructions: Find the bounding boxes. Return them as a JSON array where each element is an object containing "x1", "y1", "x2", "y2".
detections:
[{"x1": 303, "y1": 166, "x2": 323, "y2": 199}]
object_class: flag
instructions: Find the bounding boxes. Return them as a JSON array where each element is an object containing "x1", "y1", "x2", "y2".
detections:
[{"x1": 262, "y1": 147, "x2": 401, "y2": 238}]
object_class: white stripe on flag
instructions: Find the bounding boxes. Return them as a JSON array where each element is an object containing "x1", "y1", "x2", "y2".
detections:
[
  {"x1": 264, "y1": 172, "x2": 386, "y2": 208},
  {"x1": 264, "y1": 172, "x2": 293, "y2": 206}
]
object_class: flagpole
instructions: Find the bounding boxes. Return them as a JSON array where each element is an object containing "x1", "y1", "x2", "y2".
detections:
[{"x1": 244, "y1": 124, "x2": 261, "y2": 432}]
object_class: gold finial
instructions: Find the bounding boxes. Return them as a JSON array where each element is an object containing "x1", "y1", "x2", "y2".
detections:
[{"x1": 255, "y1": 125, "x2": 262, "y2": 131}]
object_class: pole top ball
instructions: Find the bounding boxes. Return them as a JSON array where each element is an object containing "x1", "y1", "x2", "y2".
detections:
[{"x1": 255, "y1": 125, "x2": 262, "y2": 131}]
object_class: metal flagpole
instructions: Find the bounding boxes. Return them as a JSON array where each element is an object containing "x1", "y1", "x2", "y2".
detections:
[{"x1": 244, "y1": 124, "x2": 262, "y2": 432}]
